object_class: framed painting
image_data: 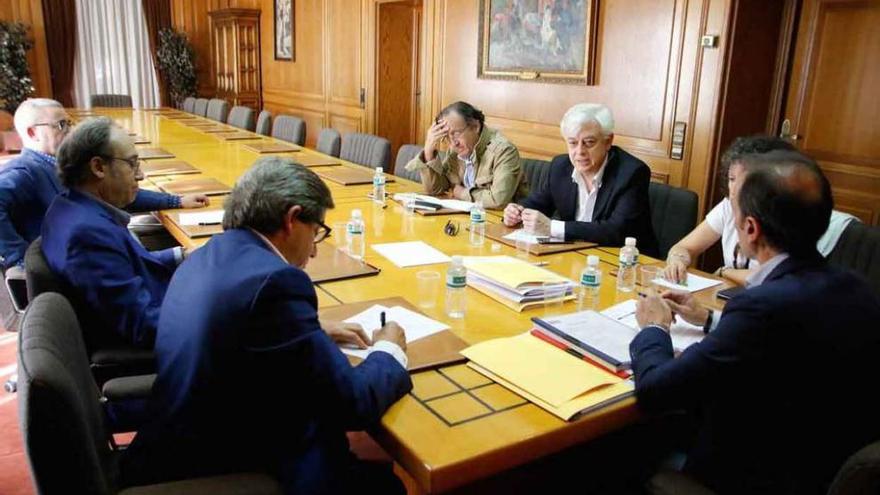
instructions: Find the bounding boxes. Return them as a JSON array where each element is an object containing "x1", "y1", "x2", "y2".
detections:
[
  {"x1": 274, "y1": 0, "x2": 294, "y2": 60},
  {"x1": 478, "y1": 0, "x2": 598, "y2": 84}
]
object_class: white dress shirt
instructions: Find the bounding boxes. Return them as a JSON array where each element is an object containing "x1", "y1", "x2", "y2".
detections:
[
  {"x1": 549, "y1": 157, "x2": 608, "y2": 239},
  {"x1": 249, "y1": 229, "x2": 408, "y2": 368}
]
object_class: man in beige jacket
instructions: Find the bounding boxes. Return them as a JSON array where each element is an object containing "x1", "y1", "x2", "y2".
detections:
[{"x1": 405, "y1": 101, "x2": 525, "y2": 209}]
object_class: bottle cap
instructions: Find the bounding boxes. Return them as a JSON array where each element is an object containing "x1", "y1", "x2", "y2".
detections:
[
  {"x1": 352, "y1": 209, "x2": 362, "y2": 219},
  {"x1": 375, "y1": 167, "x2": 383, "y2": 174},
  {"x1": 625, "y1": 237, "x2": 637, "y2": 246},
  {"x1": 451, "y1": 255, "x2": 463, "y2": 265},
  {"x1": 587, "y1": 255, "x2": 599, "y2": 266}
]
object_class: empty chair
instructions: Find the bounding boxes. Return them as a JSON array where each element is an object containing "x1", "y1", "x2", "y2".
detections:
[
  {"x1": 520, "y1": 157, "x2": 551, "y2": 195},
  {"x1": 227, "y1": 105, "x2": 256, "y2": 131},
  {"x1": 255, "y1": 110, "x2": 272, "y2": 136},
  {"x1": 340, "y1": 132, "x2": 391, "y2": 171},
  {"x1": 828, "y1": 221, "x2": 880, "y2": 296},
  {"x1": 193, "y1": 98, "x2": 209, "y2": 117},
  {"x1": 316, "y1": 128, "x2": 341, "y2": 157},
  {"x1": 271, "y1": 115, "x2": 306, "y2": 145},
  {"x1": 206, "y1": 98, "x2": 229, "y2": 123},
  {"x1": 394, "y1": 144, "x2": 423, "y2": 182},
  {"x1": 647, "y1": 182, "x2": 699, "y2": 260},
  {"x1": 182, "y1": 97, "x2": 196, "y2": 113},
  {"x1": 90, "y1": 94, "x2": 132, "y2": 108},
  {"x1": 17, "y1": 292, "x2": 283, "y2": 495}
]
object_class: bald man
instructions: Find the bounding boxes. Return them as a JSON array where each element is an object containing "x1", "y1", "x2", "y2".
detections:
[{"x1": 0, "y1": 99, "x2": 208, "y2": 272}]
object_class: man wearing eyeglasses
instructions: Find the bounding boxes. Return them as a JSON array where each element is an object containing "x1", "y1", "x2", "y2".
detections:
[
  {"x1": 0, "y1": 98, "x2": 208, "y2": 274},
  {"x1": 121, "y1": 157, "x2": 412, "y2": 494},
  {"x1": 40, "y1": 117, "x2": 187, "y2": 349}
]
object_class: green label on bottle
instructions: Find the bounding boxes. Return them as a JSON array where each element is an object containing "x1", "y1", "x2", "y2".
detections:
[
  {"x1": 470, "y1": 210, "x2": 484, "y2": 223},
  {"x1": 447, "y1": 274, "x2": 466, "y2": 288},
  {"x1": 580, "y1": 273, "x2": 599, "y2": 287},
  {"x1": 346, "y1": 223, "x2": 362, "y2": 235}
]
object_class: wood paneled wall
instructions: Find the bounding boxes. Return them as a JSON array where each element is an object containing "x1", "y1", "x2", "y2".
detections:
[{"x1": 1, "y1": 0, "x2": 52, "y2": 99}]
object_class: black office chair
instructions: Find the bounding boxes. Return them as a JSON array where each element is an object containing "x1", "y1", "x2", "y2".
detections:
[
  {"x1": 648, "y1": 182, "x2": 699, "y2": 260},
  {"x1": 90, "y1": 94, "x2": 133, "y2": 108},
  {"x1": 394, "y1": 144, "x2": 423, "y2": 182},
  {"x1": 520, "y1": 158, "x2": 551, "y2": 194},
  {"x1": 24, "y1": 238, "x2": 156, "y2": 385},
  {"x1": 17, "y1": 292, "x2": 283, "y2": 494},
  {"x1": 827, "y1": 221, "x2": 880, "y2": 296}
]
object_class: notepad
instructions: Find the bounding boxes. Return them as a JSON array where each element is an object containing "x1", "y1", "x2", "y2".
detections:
[
  {"x1": 178, "y1": 210, "x2": 224, "y2": 226},
  {"x1": 371, "y1": 241, "x2": 450, "y2": 267},
  {"x1": 392, "y1": 193, "x2": 474, "y2": 212},
  {"x1": 652, "y1": 272, "x2": 723, "y2": 293},
  {"x1": 502, "y1": 229, "x2": 551, "y2": 244},
  {"x1": 601, "y1": 299, "x2": 705, "y2": 352},
  {"x1": 340, "y1": 304, "x2": 449, "y2": 360}
]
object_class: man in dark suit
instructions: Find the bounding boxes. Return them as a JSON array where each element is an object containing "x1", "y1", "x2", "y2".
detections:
[
  {"x1": 40, "y1": 117, "x2": 181, "y2": 350},
  {"x1": 122, "y1": 158, "x2": 412, "y2": 494},
  {"x1": 631, "y1": 150, "x2": 880, "y2": 494},
  {"x1": 503, "y1": 103, "x2": 658, "y2": 256}
]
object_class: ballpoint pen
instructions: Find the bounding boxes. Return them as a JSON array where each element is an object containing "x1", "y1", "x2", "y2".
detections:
[{"x1": 380, "y1": 310, "x2": 386, "y2": 328}]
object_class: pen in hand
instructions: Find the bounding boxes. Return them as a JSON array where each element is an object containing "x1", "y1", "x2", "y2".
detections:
[{"x1": 380, "y1": 310, "x2": 386, "y2": 328}]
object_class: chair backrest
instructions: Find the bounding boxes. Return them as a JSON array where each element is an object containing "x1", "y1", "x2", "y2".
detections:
[
  {"x1": 205, "y1": 98, "x2": 229, "y2": 123},
  {"x1": 25, "y1": 237, "x2": 68, "y2": 302},
  {"x1": 271, "y1": 115, "x2": 306, "y2": 145},
  {"x1": 520, "y1": 158, "x2": 551, "y2": 194},
  {"x1": 182, "y1": 97, "x2": 196, "y2": 113},
  {"x1": 828, "y1": 221, "x2": 880, "y2": 296},
  {"x1": 89, "y1": 94, "x2": 132, "y2": 108},
  {"x1": 193, "y1": 98, "x2": 210, "y2": 117},
  {"x1": 827, "y1": 440, "x2": 880, "y2": 495},
  {"x1": 316, "y1": 128, "x2": 341, "y2": 157},
  {"x1": 394, "y1": 144, "x2": 423, "y2": 182},
  {"x1": 255, "y1": 110, "x2": 272, "y2": 136},
  {"x1": 18, "y1": 292, "x2": 115, "y2": 494},
  {"x1": 340, "y1": 132, "x2": 391, "y2": 171},
  {"x1": 227, "y1": 106, "x2": 256, "y2": 131},
  {"x1": 648, "y1": 182, "x2": 699, "y2": 260}
]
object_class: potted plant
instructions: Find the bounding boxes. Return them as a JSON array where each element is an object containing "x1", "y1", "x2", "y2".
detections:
[
  {"x1": 0, "y1": 21, "x2": 34, "y2": 152},
  {"x1": 156, "y1": 28, "x2": 197, "y2": 108}
]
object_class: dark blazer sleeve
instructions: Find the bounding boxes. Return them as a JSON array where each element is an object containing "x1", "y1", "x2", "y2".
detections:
[
  {"x1": 127, "y1": 189, "x2": 180, "y2": 212},
  {"x1": 563, "y1": 160, "x2": 652, "y2": 246},
  {"x1": 0, "y1": 167, "x2": 33, "y2": 269},
  {"x1": 629, "y1": 293, "x2": 772, "y2": 412},
  {"x1": 65, "y1": 226, "x2": 162, "y2": 348},
  {"x1": 518, "y1": 155, "x2": 563, "y2": 217},
  {"x1": 247, "y1": 268, "x2": 413, "y2": 429}
]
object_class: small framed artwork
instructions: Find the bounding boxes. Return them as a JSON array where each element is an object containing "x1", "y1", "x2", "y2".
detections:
[
  {"x1": 274, "y1": 0, "x2": 294, "y2": 60},
  {"x1": 478, "y1": 0, "x2": 599, "y2": 85}
]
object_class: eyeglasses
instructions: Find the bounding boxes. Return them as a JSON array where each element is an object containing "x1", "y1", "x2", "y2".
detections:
[
  {"x1": 32, "y1": 119, "x2": 73, "y2": 132},
  {"x1": 444, "y1": 220, "x2": 460, "y2": 236},
  {"x1": 447, "y1": 125, "x2": 470, "y2": 140},
  {"x1": 314, "y1": 221, "x2": 332, "y2": 244},
  {"x1": 103, "y1": 155, "x2": 141, "y2": 175}
]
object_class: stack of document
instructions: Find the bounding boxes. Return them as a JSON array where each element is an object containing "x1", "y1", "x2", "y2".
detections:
[
  {"x1": 340, "y1": 304, "x2": 449, "y2": 360},
  {"x1": 462, "y1": 333, "x2": 634, "y2": 421},
  {"x1": 392, "y1": 193, "x2": 474, "y2": 212},
  {"x1": 462, "y1": 256, "x2": 575, "y2": 312},
  {"x1": 532, "y1": 299, "x2": 706, "y2": 372}
]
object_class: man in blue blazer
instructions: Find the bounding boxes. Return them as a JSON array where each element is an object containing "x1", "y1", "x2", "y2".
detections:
[
  {"x1": 0, "y1": 98, "x2": 208, "y2": 271},
  {"x1": 503, "y1": 103, "x2": 658, "y2": 256},
  {"x1": 41, "y1": 117, "x2": 182, "y2": 350},
  {"x1": 631, "y1": 150, "x2": 880, "y2": 494},
  {"x1": 122, "y1": 158, "x2": 412, "y2": 494}
]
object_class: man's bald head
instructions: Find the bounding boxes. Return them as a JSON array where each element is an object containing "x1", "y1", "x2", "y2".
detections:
[
  {"x1": 735, "y1": 150, "x2": 833, "y2": 257},
  {"x1": 13, "y1": 98, "x2": 70, "y2": 155}
]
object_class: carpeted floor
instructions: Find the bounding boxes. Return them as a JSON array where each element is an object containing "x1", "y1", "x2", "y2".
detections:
[{"x1": 0, "y1": 327, "x2": 33, "y2": 495}]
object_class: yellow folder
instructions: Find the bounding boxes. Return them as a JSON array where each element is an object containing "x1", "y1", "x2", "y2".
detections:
[{"x1": 466, "y1": 256, "x2": 569, "y2": 290}]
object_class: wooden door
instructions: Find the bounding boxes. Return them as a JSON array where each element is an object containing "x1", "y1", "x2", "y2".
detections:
[
  {"x1": 375, "y1": 0, "x2": 422, "y2": 169},
  {"x1": 782, "y1": 0, "x2": 880, "y2": 224}
]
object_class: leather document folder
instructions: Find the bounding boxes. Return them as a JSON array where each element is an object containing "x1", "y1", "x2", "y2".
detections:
[
  {"x1": 292, "y1": 154, "x2": 342, "y2": 167},
  {"x1": 242, "y1": 142, "x2": 302, "y2": 153},
  {"x1": 137, "y1": 147, "x2": 176, "y2": 160},
  {"x1": 319, "y1": 297, "x2": 468, "y2": 372},
  {"x1": 305, "y1": 243, "x2": 380, "y2": 283},
  {"x1": 142, "y1": 160, "x2": 201, "y2": 177},
  {"x1": 159, "y1": 177, "x2": 231, "y2": 196},
  {"x1": 316, "y1": 167, "x2": 397, "y2": 186},
  {"x1": 482, "y1": 223, "x2": 596, "y2": 256}
]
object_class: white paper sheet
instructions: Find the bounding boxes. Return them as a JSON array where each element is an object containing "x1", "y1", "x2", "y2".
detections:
[
  {"x1": 393, "y1": 193, "x2": 475, "y2": 212},
  {"x1": 178, "y1": 210, "x2": 224, "y2": 226},
  {"x1": 602, "y1": 299, "x2": 705, "y2": 352},
  {"x1": 340, "y1": 304, "x2": 450, "y2": 359},
  {"x1": 502, "y1": 229, "x2": 555, "y2": 244},
  {"x1": 371, "y1": 241, "x2": 451, "y2": 267},
  {"x1": 651, "y1": 272, "x2": 723, "y2": 293}
]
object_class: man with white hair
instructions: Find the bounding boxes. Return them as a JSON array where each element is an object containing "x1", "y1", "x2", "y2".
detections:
[
  {"x1": 0, "y1": 98, "x2": 208, "y2": 272},
  {"x1": 503, "y1": 103, "x2": 658, "y2": 256}
]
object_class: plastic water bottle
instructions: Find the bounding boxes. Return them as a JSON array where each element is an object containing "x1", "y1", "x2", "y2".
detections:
[
  {"x1": 616, "y1": 237, "x2": 639, "y2": 292},
  {"x1": 579, "y1": 255, "x2": 602, "y2": 310},
  {"x1": 372, "y1": 167, "x2": 386, "y2": 205},
  {"x1": 346, "y1": 209, "x2": 365, "y2": 260},
  {"x1": 446, "y1": 256, "x2": 467, "y2": 318},
  {"x1": 469, "y1": 201, "x2": 486, "y2": 246}
]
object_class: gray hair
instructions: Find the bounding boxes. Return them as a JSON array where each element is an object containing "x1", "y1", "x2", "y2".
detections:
[
  {"x1": 56, "y1": 117, "x2": 117, "y2": 188},
  {"x1": 13, "y1": 98, "x2": 63, "y2": 136},
  {"x1": 560, "y1": 103, "x2": 615, "y2": 138},
  {"x1": 223, "y1": 157, "x2": 335, "y2": 235}
]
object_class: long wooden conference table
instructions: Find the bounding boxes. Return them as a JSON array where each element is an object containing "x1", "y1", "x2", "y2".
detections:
[{"x1": 71, "y1": 108, "x2": 732, "y2": 493}]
